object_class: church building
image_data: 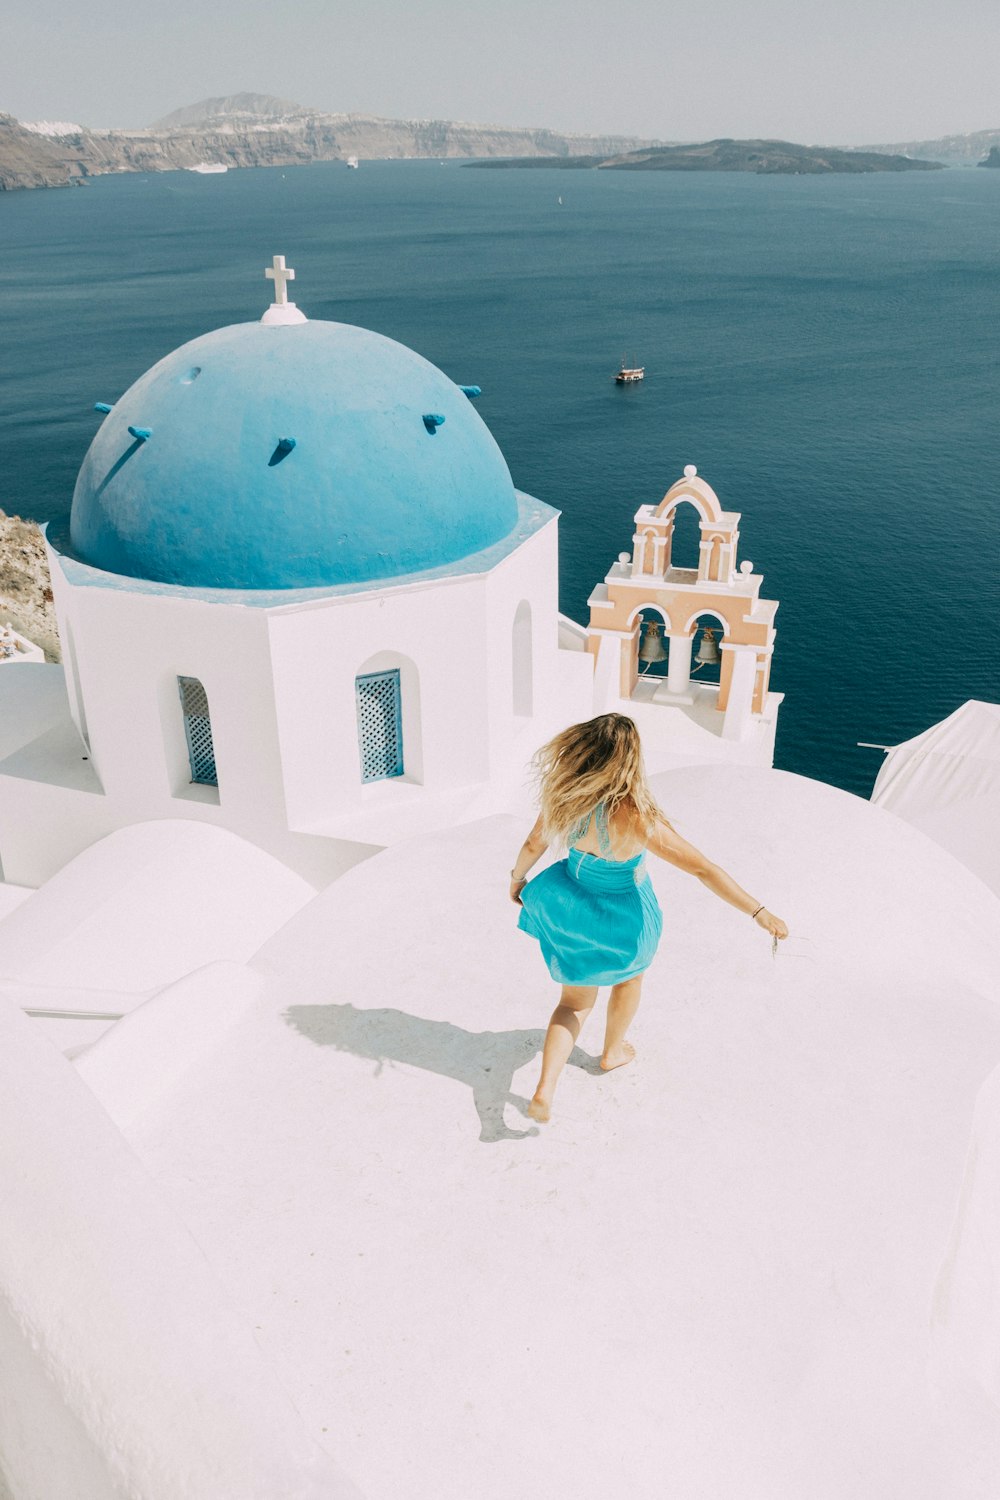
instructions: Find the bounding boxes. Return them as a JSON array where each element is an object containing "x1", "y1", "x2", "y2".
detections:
[{"x1": 0, "y1": 257, "x2": 782, "y2": 888}]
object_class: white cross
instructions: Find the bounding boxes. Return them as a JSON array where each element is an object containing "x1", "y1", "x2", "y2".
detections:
[{"x1": 265, "y1": 254, "x2": 295, "y2": 306}]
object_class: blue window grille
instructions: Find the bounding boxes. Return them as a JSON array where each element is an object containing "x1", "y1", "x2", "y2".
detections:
[
  {"x1": 356, "y1": 669, "x2": 403, "y2": 783},
  {"x1": 177, "y1": 676, "x2": 218, "y2": 786}
]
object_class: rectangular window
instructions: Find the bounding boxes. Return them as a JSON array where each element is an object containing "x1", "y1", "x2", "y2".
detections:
[
  {"x1": 178, "y1": 676, "x2": 218, "y2": 787},
  {"x1": 356, "y1": 669, "x2": 403, "y2": 783}
]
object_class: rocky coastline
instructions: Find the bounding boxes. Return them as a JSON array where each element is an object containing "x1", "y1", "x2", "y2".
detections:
[
  {"x1": 0, "y1": 511, "x2": 60, "y2": 661},
  {"x1": 863, "y1": 127, "x2": 1000, "y2": 167},
  {"x1": 0, "y1": 114, "x2": 80, "y2": 190},
  {"x1": 0, "y1": 98, "x2": 663, "y2": 192}
]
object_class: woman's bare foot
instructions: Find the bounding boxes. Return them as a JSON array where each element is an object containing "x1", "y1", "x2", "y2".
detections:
[
  {"x1": 527, "y1": 1094, "x2": 551, "y2": 1123},
  {"x1": 600, "y1": 1041, "x2": 636, "y2": 1072}
]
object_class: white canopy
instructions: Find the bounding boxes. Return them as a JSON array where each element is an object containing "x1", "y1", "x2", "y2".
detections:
[{"x1": 871, "y1": 699, "x2": 1000, "y2": 896}]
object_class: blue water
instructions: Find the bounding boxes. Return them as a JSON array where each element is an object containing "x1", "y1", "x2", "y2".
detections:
[{"x1": 2, "y1": 160, "x2": 999, "y2": 796}]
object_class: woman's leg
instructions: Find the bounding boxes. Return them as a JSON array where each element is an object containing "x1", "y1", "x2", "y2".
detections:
[
  {"x1": 528, "y1": 985, "x2": 598, "y2": 1122},
  {"x1": 601, "y1": 975, "x2": 644, "y2": 1071}
]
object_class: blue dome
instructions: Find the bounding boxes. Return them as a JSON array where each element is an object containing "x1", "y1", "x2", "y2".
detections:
[{"x1": 70, "y1": 320, "x2": 519, "y2": 589}]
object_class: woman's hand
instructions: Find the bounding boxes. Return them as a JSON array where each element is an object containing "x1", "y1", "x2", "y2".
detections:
[
  {"x1": 754, "y1": 908, "x2": 788, "y2": 940},
  {"x1": 509, "y1": 877, "x2": 527, "y2": 906}
]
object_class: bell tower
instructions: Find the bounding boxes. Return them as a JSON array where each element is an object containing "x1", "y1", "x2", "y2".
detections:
[{"x1": 585, "y1": 466, "x2": 782, "y2": 757}]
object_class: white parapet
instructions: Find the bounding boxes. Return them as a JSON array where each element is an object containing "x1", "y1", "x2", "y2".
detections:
[{"x1": 0, "y1": 991, "x2": 363, "y2": 1500}]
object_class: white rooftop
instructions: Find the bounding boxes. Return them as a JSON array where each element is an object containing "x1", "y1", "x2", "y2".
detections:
[{"x1": 4, "y1": 764, "x2": 999, "y2": 1496}]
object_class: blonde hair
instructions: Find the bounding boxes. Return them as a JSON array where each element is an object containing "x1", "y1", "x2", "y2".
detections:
[{"x1": 532, "y1": 713, "x2": 663, "y2": 848}]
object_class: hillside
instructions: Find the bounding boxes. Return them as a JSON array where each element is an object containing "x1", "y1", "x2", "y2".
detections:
[
  {"x1": 0, "y1": 94, "x2": 665, "y2": 191},
  {"x1": 861, "y1": 127, "x2": 1000, "y2": 166},
  {"x1": 468, "y1": 137, "x2": 945, "y2": 174},
  {"x1": 150, "y1": 93, "x2": 313, "y2": 130},
  {"x1": 0, "y1": 510, "x2": 59, "y2": 660},
  {"x1": 0, "y1": 113, "x2": 79, "y2": 189}
]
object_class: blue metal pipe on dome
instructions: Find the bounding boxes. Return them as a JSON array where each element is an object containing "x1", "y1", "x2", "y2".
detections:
[
  {"x1": 459, "y1": 386, "x2": 482, "y2": 399},
  {"x1": 94, "y1": 402, "x2": 114, "y2": 414},
  {"x1": 423, "y1": 413, "x2": 446, "y2": 433},
  {"x1": 127, "y1": 427, "x2": 152, "y2": 442}
]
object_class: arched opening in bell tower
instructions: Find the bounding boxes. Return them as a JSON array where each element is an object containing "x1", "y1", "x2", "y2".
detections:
[
  {"x1": 664, "y1": 501, "x2": 702, "y2": 573},
  {"x1": 686, "y1": 610, "x2": 727, "y2": 689},
  {"x1": 635, "y1": 606, "x2": 670, "y2": 681}
]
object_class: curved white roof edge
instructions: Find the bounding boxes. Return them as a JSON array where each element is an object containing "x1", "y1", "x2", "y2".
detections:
[
  {"x1": 0, "y1": 819, "x2": 315, "y2": 992},
  {"x1": 74, "y1": 960, "x2": 264, "y2": 1133},
  {"x1": 0, "y1": 996, "x2": 364, "y2": 1500}
]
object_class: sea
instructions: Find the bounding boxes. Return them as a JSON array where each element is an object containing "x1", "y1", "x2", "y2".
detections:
[{"x1": 1, "y1": 158, "x2": 999, "y2": 797}]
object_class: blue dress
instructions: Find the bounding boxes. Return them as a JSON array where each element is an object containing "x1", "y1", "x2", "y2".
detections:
[{"x1": 517, "y1": 802, "x2": 663, "y2": 986}]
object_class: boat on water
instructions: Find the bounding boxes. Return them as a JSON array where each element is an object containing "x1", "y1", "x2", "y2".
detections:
[
  {"x1": 188, "y1": 163, "x2": 228, "y2": 174},
  {"x1": 346, "y1": 156, "x2": 359, "y2": 169},
  {"x1": 615, "y1": 357, "x2": 645, "y2": 384}
]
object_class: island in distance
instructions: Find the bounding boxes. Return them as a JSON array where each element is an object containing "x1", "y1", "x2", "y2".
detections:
[{"x1": 467, "y1": 138, "x2": 945, "y2": 174}]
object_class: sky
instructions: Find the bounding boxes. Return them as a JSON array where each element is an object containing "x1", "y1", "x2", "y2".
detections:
[{"x1": 3, "y1": 0, "x2": 999, "y2": 144}]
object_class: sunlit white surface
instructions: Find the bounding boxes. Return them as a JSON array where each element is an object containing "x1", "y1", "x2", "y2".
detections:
[{"x1": 3, "y1": 767, "x2": 991, "y2": 1497}]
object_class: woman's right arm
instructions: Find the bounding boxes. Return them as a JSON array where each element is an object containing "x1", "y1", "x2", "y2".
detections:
[
  {"x1": 509, "y1": 813, "x2": 549, "y2": 905},
  {"x1": 645, "y1": 816, "x2": 788, "y2": 940}
]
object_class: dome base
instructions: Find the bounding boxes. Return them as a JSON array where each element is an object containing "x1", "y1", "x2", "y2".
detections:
[{"x1": 261, "y1": 303, "x2": 307, "y2": 326}]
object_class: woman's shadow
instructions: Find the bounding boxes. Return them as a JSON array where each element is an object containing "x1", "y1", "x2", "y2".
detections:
[{"x1": 284, "y1": 1002, "x2": 600, "y2": 1143}]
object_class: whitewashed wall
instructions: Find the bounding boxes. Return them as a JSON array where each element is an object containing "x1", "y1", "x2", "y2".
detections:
[
  {"x1": 0, "y1": 519, "x2": 593, "y2": 888},
  {"x1": 0, "y1": 992, "x2": 363, "y2": 1500}
]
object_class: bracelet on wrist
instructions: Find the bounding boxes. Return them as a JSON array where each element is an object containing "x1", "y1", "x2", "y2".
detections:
[{"x1": 750, "y1": 903, "x2": 765, "y2": 919}]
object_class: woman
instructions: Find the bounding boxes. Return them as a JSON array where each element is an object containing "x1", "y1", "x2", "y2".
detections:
[{"x1": 511, "y1": 713, "x2": 788, "y2": 1123}]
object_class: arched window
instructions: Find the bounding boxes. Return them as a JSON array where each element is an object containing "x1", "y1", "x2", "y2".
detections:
[
  {"x1": 177, "y1": 676, "x2": 218, "y2": 786},
  {"x1": 512, "y1": 601, "x2": 533, "y2": 717},
  {"x1": 356, "y1": 668, "x2": 404, "y2": 783}
]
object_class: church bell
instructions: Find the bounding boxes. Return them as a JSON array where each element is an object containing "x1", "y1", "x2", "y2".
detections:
[
  {"x1": 694, "y1": 626, "x2": 721, "y2": 666},
  {"x1": 638, "y1": 620, "x2": 668, "y2": 663}
]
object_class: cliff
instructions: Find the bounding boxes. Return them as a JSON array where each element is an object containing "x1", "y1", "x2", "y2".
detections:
[
  {"x1": 41, "y1": 124, "x2": 316, "y2": 178},
  {"x1": 0, "y1": 94, "x2": 665, "y2": 191},
  {"x1": 0, "y1": 511, "x2": 60, "y2": 661},
  {"x1": 469, "y1": 137, "x2": 946, "y2": 174},
  {"x1": 0, "y1": 114, "x2": 79, "y2": 189},
  {"x1": 977, "y1": 146, "x2": 1000, "y2": 168},
  {"x1": 863, "y1": 127, "x2": 1000, "y2": 167}
]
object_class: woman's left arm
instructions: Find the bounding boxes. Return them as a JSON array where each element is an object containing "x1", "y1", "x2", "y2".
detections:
[
  {"x1": 510, "y1": 814, "x2": 549, "y2": 905},
  {"x1": 647, "y1": 816, "x2": 789, "y2": 939}
]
